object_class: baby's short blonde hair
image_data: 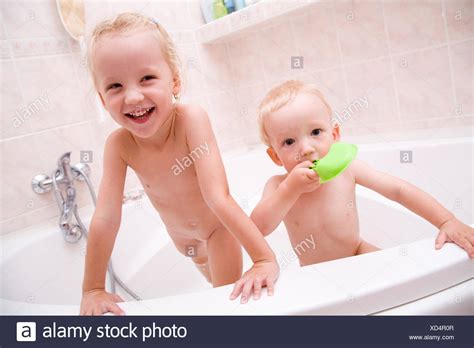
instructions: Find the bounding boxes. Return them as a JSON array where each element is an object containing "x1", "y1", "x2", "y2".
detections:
[
  {"x1": 87, "y1": 12, "x2": 182, "y2": 97},
  {"x1": 257, "y1": 80, "x2": 333, "y2": 146}
]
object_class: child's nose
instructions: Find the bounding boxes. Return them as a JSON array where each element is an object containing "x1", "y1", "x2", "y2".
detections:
[
  {"x1": 124, "y1": 88, "x2": 144, "y2": 105},
  {"x1": 300, "y1": 140, "x2": 315, "y2": 157}
]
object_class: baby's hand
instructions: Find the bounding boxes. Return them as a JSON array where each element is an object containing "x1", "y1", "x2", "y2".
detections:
[
  {"x1": 80, "y1": 289, "x2": 125, "y2": 316},
  {"x1": 435, "y1": 217, "x2": 474, "y2": 258},
  {"x1": 286, "y1": 161, "x2": 320, "y2": 195},
  {"x1": 229, "y1": 259, "x2": 279, "y2": 304}
]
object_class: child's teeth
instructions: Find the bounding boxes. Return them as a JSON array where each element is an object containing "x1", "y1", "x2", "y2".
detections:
[{"x1": 130, "y1": 107, "x2": 151, "y2": 117}]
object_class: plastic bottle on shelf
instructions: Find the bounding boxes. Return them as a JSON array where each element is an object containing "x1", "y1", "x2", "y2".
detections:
[
  {"x1": 212, "y1": 0, "x2": 228, "y2": 20},
  {"x1": 224, "y1": 0, "x2": 235, "y2": 14}
]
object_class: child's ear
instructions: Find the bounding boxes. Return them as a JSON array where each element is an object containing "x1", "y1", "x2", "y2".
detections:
[
  {"x1": 267, "y1": 147, "x2": 283, "y2": 166},
  {"x1": 97, "y1": 92, "x2": 107, "y2": 110},
  {"x1": 332, "y1": 123, "x2": 340, "y2": 141},
  {"x1": 173, "y1": 76, "x2": 182, "y2": 98}
]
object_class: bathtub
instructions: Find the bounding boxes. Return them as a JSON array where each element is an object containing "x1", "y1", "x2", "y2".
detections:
[{"x1": 1, "y1": 137, "x2": 472, "y2": 315}]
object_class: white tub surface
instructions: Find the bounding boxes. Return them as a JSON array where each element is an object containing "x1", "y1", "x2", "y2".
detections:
[{"x1": 1, "y1": 137, "x2": 473, "y2": 315}]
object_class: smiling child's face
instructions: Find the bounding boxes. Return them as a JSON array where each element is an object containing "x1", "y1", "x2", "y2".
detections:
[
  {"x1": 265, "y1": 92, "x2": 340, "y2": 172},
  {"x1": 92, "y1": 29, "x2": 180, "y2": 139}
]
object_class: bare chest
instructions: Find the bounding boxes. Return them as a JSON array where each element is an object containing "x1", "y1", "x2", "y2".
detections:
[{"x1": 284, "y1": 173, "x2": 360, "y2": 263}]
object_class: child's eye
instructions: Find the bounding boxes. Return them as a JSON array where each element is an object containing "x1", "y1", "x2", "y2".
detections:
[
  {"x1": 311, "y1": 128, "x2": 322, "y2": 136},
  {"x1": 107, "y1": 83, "x2": 121, "y2": 91},
  {"x1": 283, "y1": 138, "x2": 295, "y2": 146},
  {"x1": 141, "y1": 75, "x2": 156, "y2": 82}
]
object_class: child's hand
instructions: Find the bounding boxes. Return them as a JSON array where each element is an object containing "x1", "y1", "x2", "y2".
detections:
[
  {"x1": 229, "y1": 259, "x2": 279, "y2": 303},
  {"x1": 435, "y1": 217, "x2": 474, "y2": 258},
  {"x1": 80, "y1": 289, "x2": 125, "y2": 315},
  {"x1": 286, "y1": 161, "x2": 320, "y2": 195}
]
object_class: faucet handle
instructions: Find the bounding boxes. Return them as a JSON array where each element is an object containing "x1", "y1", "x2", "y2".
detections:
[{"x1": 57, "y1": 151, "x2": 73, "y2": 181}]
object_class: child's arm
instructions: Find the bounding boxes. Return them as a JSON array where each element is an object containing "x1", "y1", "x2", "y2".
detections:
[
  {"x1": 80, "y1": 131, "x2": 127, "y2": 315},
  {"x1": 251, "y1": 161, "x2": 320, "y2": 236},
  {"x1": 183, "y1": 105, "x2": 279, "y2": 303},
  {"x1": 352, "y1": 159, "x2": 474, "y2": 258}
]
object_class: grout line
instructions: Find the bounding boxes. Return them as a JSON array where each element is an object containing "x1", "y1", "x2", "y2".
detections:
[
  {"x1": 0, "y1": 120, "x2": 94, "y2": 143},
  {"x1": 441, "y1": 0, "x2": 460, "y2": 112},
  {"x1": 382, "y1": 0, "x2": 402, "y2": 126}
]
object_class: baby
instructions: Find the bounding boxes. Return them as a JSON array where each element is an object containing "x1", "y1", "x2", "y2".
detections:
[
  {"x1": 80, "y1": 13, "x2": 278, "y2": 315},
  {"x1": 251, "y1": 80, "x2": 474, "y2": 266}
]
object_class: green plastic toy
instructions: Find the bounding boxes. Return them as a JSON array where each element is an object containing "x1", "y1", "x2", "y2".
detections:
[{"x1": 309, "y1": 142, "x2": 358, "y2": 183}]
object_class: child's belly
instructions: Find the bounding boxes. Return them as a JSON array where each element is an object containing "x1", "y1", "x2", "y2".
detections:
[
  {"x1": 285, "y1": 214, "x2": 361, "y2": 266},
  {"x1": 145, "y1": 187, "x2": 222, "y2": 241}
]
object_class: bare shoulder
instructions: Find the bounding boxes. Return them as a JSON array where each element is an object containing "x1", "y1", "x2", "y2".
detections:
[
  {"x1": 104, "y1": 128, "x2": 134, "y2": 164},
  {"x1": 348, "y1": 159, "x2": 383, "y2": 185},
  {"x1": 175, "y1": 103, "x2": 209, "y2": 124},
  {"x1": 346, "y1": 159, "x2": 363, "y2": 177}
]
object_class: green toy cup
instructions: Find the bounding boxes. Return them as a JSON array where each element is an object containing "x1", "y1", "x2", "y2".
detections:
[{"x1": 309, "y1": 142, "x2": 358, "y2": 183}]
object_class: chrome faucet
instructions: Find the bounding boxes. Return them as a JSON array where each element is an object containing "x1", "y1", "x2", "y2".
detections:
[
  {"x1": 57, "y1": 153, "x2": 76, "y2": 231},
  {"x1": 32, "y1": 152, "x2": 92, "y2": 243}
]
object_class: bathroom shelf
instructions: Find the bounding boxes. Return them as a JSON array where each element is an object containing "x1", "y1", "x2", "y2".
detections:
[{"x1": 195, "y1": 0, "x2": 319, "y2": 44}]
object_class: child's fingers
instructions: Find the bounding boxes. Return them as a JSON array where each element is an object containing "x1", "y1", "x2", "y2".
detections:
[
  {"x1": 113, "y1": 294, "x2": 125, "y2": 303},
  {"x1": 297, "y1": 160, "x2": 313, "y2": 169},
  {"x1": 435, "y1": 231, "x2": 447, "y2": 249},
  {"x1": 105, "y1": 302, "x2": 125, "y2": 315},
  {"x1": 253, "y1": 279, "x2": 262, "y2": 300},
  {"x1": 466, "y1": 232, "x2": 474, "y2": 245},
  {"x1": 229, "y1": 279, "x2": 244, "y2": 300},
  {"x1": 459, "y1": 237, "x2": 474, "y2": 257},
  {"x1": 240, "y1": 280, "x2": 254, "y2": 304},
  {"x1": 265, "y1": 277, "x2": 275, "y2": 296}
]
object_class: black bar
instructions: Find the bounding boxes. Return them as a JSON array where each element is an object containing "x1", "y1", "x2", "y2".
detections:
[{"x1": 1, "y1": 316, "x2": 472, "y2": 347}]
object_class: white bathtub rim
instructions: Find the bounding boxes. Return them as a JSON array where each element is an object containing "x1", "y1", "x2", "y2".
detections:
[{"x1": 2, "y1": 237, "x2": 471, "y2": 315}]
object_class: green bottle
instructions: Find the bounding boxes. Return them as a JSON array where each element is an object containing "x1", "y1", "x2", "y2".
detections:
[
  {"x1": 212, "y1": 0, "x2": 228, "y2": 20},
  {"x1": 309, "y1": 142, "x2": 358, "y2": 183}
]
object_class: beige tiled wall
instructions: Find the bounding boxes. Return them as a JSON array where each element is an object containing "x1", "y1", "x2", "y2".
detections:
[
  {"x1": 196, "y1": 0, "x2": 473, "y2": 150},
  {"x1": 1, "y1": 0, "x2": 473, "y2": 234}
]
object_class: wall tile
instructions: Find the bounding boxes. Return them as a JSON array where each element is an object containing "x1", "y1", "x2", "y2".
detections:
[
  {"x1": 227, "y1": 32, "x2": 265, "y2": 88},
  {"x1": 291, "y1": 3, "x2": 341, "y2": 71},
  {"x1": 2, "y1": 0, "x2": 65, "y2": 39},
  {"x1": 15, "y1": 54, "x2": 92, "y2": 132},
  {"x1": 197, "y1": 43, "x2": 233, "y2": 94},
  {"x1": 444, "y1": 0, "x2": 474, "y2": 42},
  {"x1": 344, "y1": 57, "x2": 399, "y2": 126},
  {"x1": 335, "y1": 0, "x2": 389, "y2": 64},
  {"x1": 1, "y1": 60, "x2": 33, "y2": 139},
  {"x1": 234, "y1": 83, "x2": 266, "y2": 145},
  {"x1": 385, "y1": 0, "x2": 446, "y2": 53},
  {"x1": 177, "y1": 43, "x2": 205, "y2": 99},
  {"x1": 450, "y1": 39, "x2": 473, "y2": 115},
  {"x1": 259, "y1": 21, "x2": 298, "y2": 86},
  {"x1": 394, "y1": 46, "x2": 455, "y2": 120}
]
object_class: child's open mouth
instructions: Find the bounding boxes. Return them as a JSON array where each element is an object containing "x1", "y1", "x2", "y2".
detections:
[{"x1": 124, "y1": 107, "x2": 155, "y2": 123}]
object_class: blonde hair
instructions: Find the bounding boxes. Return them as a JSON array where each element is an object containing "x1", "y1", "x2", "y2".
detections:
[
  {"x1": 87, "y1": 12, "x2": 182, "y2": 99},
  {"x1": 257, "y1": 80, "x2": 333, "y2": 146}
]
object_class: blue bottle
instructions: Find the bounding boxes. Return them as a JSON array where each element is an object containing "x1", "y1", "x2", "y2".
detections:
[{"x1": 224, "y1": 0, "x2": 235, "y2": 14}]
